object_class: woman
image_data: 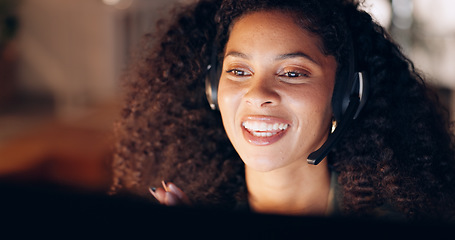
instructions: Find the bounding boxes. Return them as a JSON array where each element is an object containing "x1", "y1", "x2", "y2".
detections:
[{"x1": 110, "y1": 0, "x2": 455, "y2": 220}]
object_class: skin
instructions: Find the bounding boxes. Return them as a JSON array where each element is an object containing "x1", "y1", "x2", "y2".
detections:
[
  {"x1": 217, "y1": 11, "x2": 337, "y2": 215},
  {"x1": 152, "y1": 10, "x2": 337, "y2": 215},
  {"x1": 149, "y1": 181, "x2": 191, "y2": 206}
]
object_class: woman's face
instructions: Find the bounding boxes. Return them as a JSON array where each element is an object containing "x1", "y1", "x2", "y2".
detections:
[{"x1": 218, "y1": 11, "x2": 337, "y2": 172}]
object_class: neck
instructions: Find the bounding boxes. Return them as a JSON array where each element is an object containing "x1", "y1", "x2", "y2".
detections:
[{"x1": 245, "y1": 159, "x2": 331, "y2": 216}]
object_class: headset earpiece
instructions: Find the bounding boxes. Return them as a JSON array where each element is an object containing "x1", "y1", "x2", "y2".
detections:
[
  {"x1": 353, "y1": 72, "x2": 368, "y2": 119},
  {"x1": 307, "y1": 71, "x2": 368, "y2": 165},
  {"x1": 205, "y1": 64, "x2": 219, "y2": 110},
  {"x1": 205, "y1": 43, "x2": 221, "y2": 110},
  {"x1": 306, "y1": 27, "x2": 370, "y2": 165}
]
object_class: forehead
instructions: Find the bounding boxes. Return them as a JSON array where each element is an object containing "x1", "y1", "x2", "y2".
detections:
[
  {"x1": 226, "y1": 10, "x2": 325, "y2": 58},
  {"x1": 231, "y1": 10, "x2": 304, "y2": 35}
]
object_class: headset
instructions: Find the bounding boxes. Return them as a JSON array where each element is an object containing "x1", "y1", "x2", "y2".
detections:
[
  {"x1": 205, "y1": 42, "x2": 222, "y2": 111},
  {"x1": 205, "y1": 39, "x2": 369, "y2": 165}
]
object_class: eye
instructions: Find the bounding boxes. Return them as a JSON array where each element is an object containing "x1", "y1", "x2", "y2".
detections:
[
  {"x1": 283, "y1": 71, "x2": 306, "y2": 78},
  {"x1": 226, "y1": 69, "x2": 252, "y2": 77},
  {"x1": 277, "y1": 68, "x2": 311, "y2": 84}
]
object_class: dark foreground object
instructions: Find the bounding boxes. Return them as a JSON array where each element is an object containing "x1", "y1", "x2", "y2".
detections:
[{"x1": 0, "y1": 181, "x2": 453, "y2": 239}]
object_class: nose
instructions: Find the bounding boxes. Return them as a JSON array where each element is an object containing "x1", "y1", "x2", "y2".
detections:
[{"x1": 244, "y1": 75, "x2": 281, "y2": 108}]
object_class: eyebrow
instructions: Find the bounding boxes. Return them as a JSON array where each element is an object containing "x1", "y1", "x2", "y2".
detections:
[
  {"x1": 275, "y1": 52, "x2": 319, "y2": 65},
  {"x1": 224, "y1": 51, "x2": 250, "y2": 59},
  {"x1": 224, "y1": 51, "x2": 319, "y2": 66}
]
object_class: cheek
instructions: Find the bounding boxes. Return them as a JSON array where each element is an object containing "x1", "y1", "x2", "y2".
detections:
[
  {"x1": 217, "y1": 79, "x2": 240, "y2": 130},
  {"x1": 287, "y1": 86, "x2": 334, "y2": 131},
  {"x1": 218, "y1": 77, "x2": 244, "y2": 111},
  {"x1": 286, "y1": 84, "x2": 333, "y2": 111},
  {"x1": 217, "y1": 79, "x2": 230, "y2": 118}
]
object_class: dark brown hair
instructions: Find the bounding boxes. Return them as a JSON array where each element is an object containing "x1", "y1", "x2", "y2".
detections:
[{"x1": 110, "y1": 0, "x2": 455, "y2": 220}]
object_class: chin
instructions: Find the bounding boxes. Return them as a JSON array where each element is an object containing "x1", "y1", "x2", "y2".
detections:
[{"x1": 241, "y1": 155, "x2": 288, "y2": 172}]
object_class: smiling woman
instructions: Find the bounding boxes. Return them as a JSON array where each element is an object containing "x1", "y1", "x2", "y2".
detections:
[
  {"x1": 217, "y1": 11, "x2": 336, "y2": 215},
  {"x1": 110, "y1": 0, "x2": 455, "y2": 221}
]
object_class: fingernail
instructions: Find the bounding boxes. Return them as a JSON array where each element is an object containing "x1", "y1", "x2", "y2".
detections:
[
  {"x1": 149, "y1": 187, "x2": 157, "y2": 198},
  {"x1": 161, "y1": 180, "x2": 170, "y2": 192}
]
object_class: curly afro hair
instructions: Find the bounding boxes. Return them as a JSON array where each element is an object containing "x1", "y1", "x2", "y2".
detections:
[{"x1": 110, "y1": 0, "x2": 455, "y2": 220}]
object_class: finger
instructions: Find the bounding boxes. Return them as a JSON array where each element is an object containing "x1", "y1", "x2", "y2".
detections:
[
  {"x1": 164, "y1": 191, "x2": 179, "y2": 206},
  {"x1": 149, "y1": 186, "x2": 182, "y2": 206},
  {"x1": 168, "y1": 183, "x2": 191, "y2": 205},
  {"x1": 149, "y1": 187, "x2": 166, "y2": 204},
  {"x1": 161, "y1": 180, "x2": 170, "y2": 192}
]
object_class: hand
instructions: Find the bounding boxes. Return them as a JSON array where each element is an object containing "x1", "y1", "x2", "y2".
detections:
[{"x1": 149, "y1": 180, "x2": 191, "y2": 206}]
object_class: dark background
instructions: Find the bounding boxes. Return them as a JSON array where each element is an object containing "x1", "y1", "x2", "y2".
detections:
[{"x1": 0, "y1": 0, "x2": 454, "y2": 194}]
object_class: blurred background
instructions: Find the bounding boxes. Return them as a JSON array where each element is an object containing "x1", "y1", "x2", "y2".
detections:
[{"x1": 0, "y1": 0, "x2": 454, "y2": 193}]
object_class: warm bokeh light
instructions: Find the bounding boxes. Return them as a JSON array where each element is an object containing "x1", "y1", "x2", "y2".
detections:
[
  {"x1": 0, "y1": 0, "x2": 454, "y2": 191},
  {"x1": 102, "y1": 0, "x2": 134, "y2": 10},
  {"x1": 361, "y1": 0, "x2": 393, "y2": 28},
  {"x1": 102, "y1": 0, "x2": 122, "y2": 5}
]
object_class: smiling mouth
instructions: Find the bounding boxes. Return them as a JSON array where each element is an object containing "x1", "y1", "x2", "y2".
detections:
[
  {"x1": 242, "y1": 121, "x2": 289, "y2": 137},
  {"x1": 241, "y1": 118, "x2": 290, "y2": 145}
]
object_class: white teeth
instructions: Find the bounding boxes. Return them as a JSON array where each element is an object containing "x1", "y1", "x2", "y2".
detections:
[
  {"x1": 252, "y1": 132, "x2": 274, "y2": 137},
  {"x1": 259, "y1": 122, "x2": 267, "y2": 131},
  {"x1": 273, "y1": 123, "x2": 279, "y2": 131},
  {"x1": 242, "y1": 121, "x2": 289, "y2": 136}
]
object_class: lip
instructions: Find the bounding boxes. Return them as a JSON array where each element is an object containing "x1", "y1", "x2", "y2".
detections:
[{"x1": 241, "y1": 116, "x2": 291, "y2": 146}]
